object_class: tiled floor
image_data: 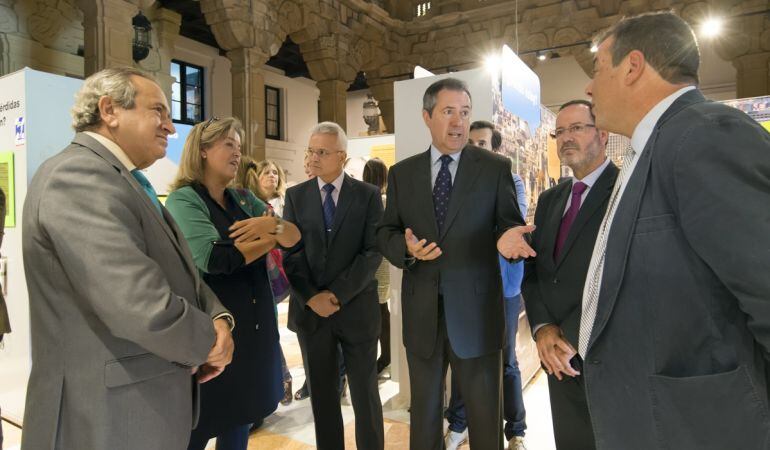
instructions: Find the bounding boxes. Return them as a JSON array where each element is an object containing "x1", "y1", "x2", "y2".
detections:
[{"x1": 2, "y1": 302, "x2": 557, "y2": 449}]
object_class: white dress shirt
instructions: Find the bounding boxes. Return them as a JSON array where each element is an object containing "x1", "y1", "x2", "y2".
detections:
[
  {"x1": 561, "y1": 157, "x2": 612, "y2": 216},
  {"x1": 84, "y1": 131, "x2": 137, "y2": 171},
  {"x1": 430, "y1": 145, "x2": 462, "y2": 188},
  {"x1": 317, "y1": 170, "x2": 345, "y2": 206}
]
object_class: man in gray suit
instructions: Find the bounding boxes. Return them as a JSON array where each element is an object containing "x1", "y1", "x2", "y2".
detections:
[
  {"x1": 21, "y1": 68, "x2": 234, "y2": 450},
  {"x1": 582, "y1": 12, "x2": 770, "y2": 449}
]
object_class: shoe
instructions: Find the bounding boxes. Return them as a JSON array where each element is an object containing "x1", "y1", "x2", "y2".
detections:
[
  {"x1": 280, "y1": 380, "x2": 293, "y2": 406},
  {"x1": 444, "y1": 429, "x2": 468, "y2": 450},
  {"x1": 339, "y1": 376, "x2": 348, "y2": 399},
  {"x1": 294, "y1": 382, "x2": 309, "y2": 401},
  {"x1": 376, "y1": 359, "x2": 390, "y2": 375},
  {"x1": 508, "y1": 436, "x2": 527, "y2": 450}
]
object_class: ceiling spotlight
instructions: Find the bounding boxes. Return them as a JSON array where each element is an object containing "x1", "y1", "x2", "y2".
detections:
[
  {"x1": 590, "y1": 44, "x2": 598, "y2": 53},
  {"x1": 701, "y1": 17, "x2": 724, "y2": 38},
  {"x1": 485, "y1": 54, "x2": 501, "y2": 75},
  {"x1": 537, "y1": 52, "x2": 546, "y2": 61}
]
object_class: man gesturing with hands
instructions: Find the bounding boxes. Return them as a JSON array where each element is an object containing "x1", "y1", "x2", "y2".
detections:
[{"x1": 377, "y1": 78, "x2": 532, "y2": 450}]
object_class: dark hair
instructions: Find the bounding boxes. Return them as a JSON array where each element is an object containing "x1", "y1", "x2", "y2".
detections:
[
  {"x1": 363, "y1": 158, "x2": 388, "y2": 192},
  {"x1": 559, "y1": 99, "x2": 596, "y2": 123},
  {"x1": 423, "y1": 78, "x2": 472, "y2": 117},
  {"x1": 469, "y1": 120, "x2": 503, "y2": 151},
  {"x1": 595, "y1": 11, "x2": 700, "y2": 85}
]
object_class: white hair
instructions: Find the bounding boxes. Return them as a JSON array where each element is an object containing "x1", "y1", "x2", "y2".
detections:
[
  {"x1": 310, "y1": 121, "x2": 348, "y2": 151},
  {"x1": 71, "y1": 67, "x2": 155, "y2": 132}
]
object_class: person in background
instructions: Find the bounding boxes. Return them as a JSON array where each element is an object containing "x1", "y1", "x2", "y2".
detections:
[
  {"x1": 242, "y1": 157, "x2": 287, "y2": 216},
  {"x1": 235, "y1": 156, "x2": 294, "y2": 406},
  {"x1": 362, "y1": 158, "x2": 391, "y2": 376},
  {"x1": 444, "y1": 120, "x2": 529, "y2": 450},
  {"x1": 166, "y1": 116, "x2": 300, "y2": 450},
  {"x1": 284, "y1": 121, "x2": 384, "y2": 450}
]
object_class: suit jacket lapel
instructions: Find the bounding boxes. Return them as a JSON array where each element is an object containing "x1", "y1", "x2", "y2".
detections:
[
  {"x1": 328, "y1": 174, "x2": 355, "y2": 245},
  {"x1": 414, "y1": 149, "x2": 440, "y2": 242},
  {"x1": 587, "y1": 89, "x2": 707, "y2": 352},
  {"x1": 73, "y1": 133, "x2": 193, "y2": 273},
  {"x1": 440, "y1": 147, "x2": 481, "y2": 241},
  {"x1": 555, "y1": 163, "x2": 619, "y2": 268},
  {"x1": 543, "y1": 181, "x2": 571, "y2": 267},
  {"x1": 303, "y1": 179, "x2": 328, "y2": 249}
]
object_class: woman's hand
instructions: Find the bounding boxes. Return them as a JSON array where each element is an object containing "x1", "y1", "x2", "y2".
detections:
[{"x1": 228, "y1": 216, "x2": 279, "y2": 243}]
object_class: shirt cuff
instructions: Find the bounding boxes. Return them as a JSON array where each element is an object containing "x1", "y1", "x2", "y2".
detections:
[
  {"x1": 213, "y1": 313, "x2": 235, "y2": 331},
  {"x1": 532, "y1": 322, "x2": 551, "y2": 340}
]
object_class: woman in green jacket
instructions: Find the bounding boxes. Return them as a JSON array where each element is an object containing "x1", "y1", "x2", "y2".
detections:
[{"x1": 165, "y1": 117, "x2": 300, "y2": 450}]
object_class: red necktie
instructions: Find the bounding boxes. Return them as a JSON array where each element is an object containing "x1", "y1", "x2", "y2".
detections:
[{"x1": 553, "y1": 181, "x2": 588, "y2": 259}]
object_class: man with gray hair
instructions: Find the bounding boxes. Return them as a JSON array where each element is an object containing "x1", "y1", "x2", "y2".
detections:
[
  {"x1": 583, "y1": 11, "x2": 770, "y2": 448},
  {"x1": 283, "y1": 121, "x2": 385, "y2": 449},
  {"x1": 21, "y1": 67, "x2": 234, "y2": 450}
]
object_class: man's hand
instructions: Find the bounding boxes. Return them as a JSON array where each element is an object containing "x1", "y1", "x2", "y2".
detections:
[
  {"x1": 405, "y1": 228, "x2": 442, "y2": 261},
  {"x1": 497, "y1": 225, "x2": 537, "y2": 260},
  {"x1": 535, "y1": 324, "x2": 580, "y2": 381},
  {"x1": 198, "y1": 318, "x2": 234, "y2": 383},
  {"x1": 307, "y1": 291, "x2": 340, "y2": 317}
]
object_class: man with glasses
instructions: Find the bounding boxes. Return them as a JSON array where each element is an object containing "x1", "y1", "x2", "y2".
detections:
[
  {"x1": 283, "y1": 121, "x2": 385, "y2": 450},
  {"x1": 522, "y1": 99, "x2": 617, "y2": 449}
]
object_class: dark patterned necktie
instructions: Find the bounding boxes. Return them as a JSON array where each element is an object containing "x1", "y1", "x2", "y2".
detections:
[
  {"x1": 322, "y1": 183, "x2": 336, "y2": 232},
  {"x1": 433, "y1": 154, "x2": 453, "y2": 232}
]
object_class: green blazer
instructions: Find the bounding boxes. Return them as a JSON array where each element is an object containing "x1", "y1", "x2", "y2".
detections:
[{"x1": 165, "y1": 185, "x2": 267, "y2": 273}]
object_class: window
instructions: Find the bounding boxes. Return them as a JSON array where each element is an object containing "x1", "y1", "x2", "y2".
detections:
[
  {"x1": 171, "y1": 60, "x2": 204, "y2": 124},
  {"x1": 416, "y1": 2, "x2": 431, "y2": 17},
  {"x1": 265, "y1": 85, "x2": 282, "y2": 140}
]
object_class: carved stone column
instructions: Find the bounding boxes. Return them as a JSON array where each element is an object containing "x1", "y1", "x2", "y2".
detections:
[
  {"x1": 228, "y1": 47, "x2": 269, "y2": 159},
  {"x1": 145, "y1": 7, "x2": 181, "y2": 102},
  {"x1": 77, "y1": 0, "x2": 137, "y2": 76},
  {"x1": 316, "y1": 79, "x2": 349, "y2": 130}
]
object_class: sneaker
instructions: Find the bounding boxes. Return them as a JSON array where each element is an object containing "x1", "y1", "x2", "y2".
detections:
[
  {"x1": 445, "y1": 429, "x2": 469, "y2": 450},
  {"x1": 508, "y1": 436, "x2": 527, "y2": 450}
]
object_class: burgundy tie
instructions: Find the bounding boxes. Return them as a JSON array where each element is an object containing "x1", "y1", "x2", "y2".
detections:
[{"x1": 553, "y1": 181, "x2": 588, "y2": 259}]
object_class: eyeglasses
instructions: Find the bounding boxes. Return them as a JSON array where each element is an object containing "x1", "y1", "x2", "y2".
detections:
[
  {"x1": 550, "y1": 123, "x2": 596, "y2": 139},
  {"x1": 201, "y1": 116, "x2": 219, "y2": 131},
  {"x1": 305, "y1": 148, "x2": 343, "y2": 158}
]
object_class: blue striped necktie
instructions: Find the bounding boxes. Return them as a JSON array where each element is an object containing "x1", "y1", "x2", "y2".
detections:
[
  {"x1": 131, "y1": 169, "x2": 162, "y2": 214},
  {"x1": 322, "y1": 183, "x2": 336, "y2": 232}
]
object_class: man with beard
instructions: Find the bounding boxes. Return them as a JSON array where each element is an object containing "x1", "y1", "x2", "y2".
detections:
[{"x1": 522, "y1": 100, "x2": 617, "y2": 449}]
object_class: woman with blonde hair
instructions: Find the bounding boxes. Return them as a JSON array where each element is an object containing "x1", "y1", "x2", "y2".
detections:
[
  {"x1": 237, "y1": 157, "x2": 287, "y2": 216},
  {"x1": 165, "y1": 117, "x2": 300, "y2": 450}
]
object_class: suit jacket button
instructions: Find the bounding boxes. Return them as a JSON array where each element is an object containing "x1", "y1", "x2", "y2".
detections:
[
  {"x1": 552, "y1": 278, "x2": 559, "y2": 284},
  {"x1": 255, "y1": 324, "x2": 260, "y2": 330},
  {"x1": 252, "y1": 298, "x2": 256, "y2": 304}
]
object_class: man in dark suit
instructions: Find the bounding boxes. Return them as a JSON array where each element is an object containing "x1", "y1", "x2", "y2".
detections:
[
  {"x1": 377, "y1": 78, "x2": 535, "y2": 450},
  {"x1": 283, "y1": 121, "x2": 384, "y2": 450},
  {"x1": 581, "y1": 12, "x2": 770, "y2": 449},
  {"x1": 522, "y1": 99, "x2": 617, "y2": 449}
]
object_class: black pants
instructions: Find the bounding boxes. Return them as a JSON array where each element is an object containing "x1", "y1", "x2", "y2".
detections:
[
  {"x1": 547, "y1": 356, "x2": 596, "y2": 450},
  {"x1": 407, "y1": 315, "x2": 503, "y2": 450},
  {"x1": 301, "y1": 322, "x2": 384, "y2": 450}
]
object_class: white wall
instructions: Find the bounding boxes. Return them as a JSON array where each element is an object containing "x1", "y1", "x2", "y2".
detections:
[
  {"x1": 173, "y1": 36, "x2": 232, "y2": 119},
  {"x1": 262, "y1": 66, "x2": 319, "y2": 183}
]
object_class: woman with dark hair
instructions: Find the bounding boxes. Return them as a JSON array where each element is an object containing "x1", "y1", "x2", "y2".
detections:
[{"x1": 363, "y1": 158, "x2": 391, "y2": 375}]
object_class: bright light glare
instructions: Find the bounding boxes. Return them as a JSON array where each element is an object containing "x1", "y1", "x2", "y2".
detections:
[
  {"x1": 590, "y1": 44, "x2": 598, "y2": 53},
  {"x1": 701, "y1": 17, "x2": 723, "y2": 38},
  {"x1": 485, "y1": 54, "x2": 501, "y2": 75},
  {"x1": 537, "y1": 53, "x2": 547, "y2": 61}
]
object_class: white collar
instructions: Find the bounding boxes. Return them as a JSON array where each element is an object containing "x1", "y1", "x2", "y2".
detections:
[
  {"x1": 83, "y1": 131, "x2": 137, "y2": 171},
  {"x1": 572, "y1": 157, "x2": 611, "y2": 188},
  {"x1": 430, "y1": 144, "x2": 462, "y2": 165},
  {"x1": 317, "y1": 170, "x2": 345, "y2": 192},
  {"x1": 630, "y1": 86, "x2": 696, "y2": 153}
]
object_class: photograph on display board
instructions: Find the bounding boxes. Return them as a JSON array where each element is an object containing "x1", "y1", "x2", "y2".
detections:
[{"x1": 722, "y1": 95, "x2": 770, "y2": 132}]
